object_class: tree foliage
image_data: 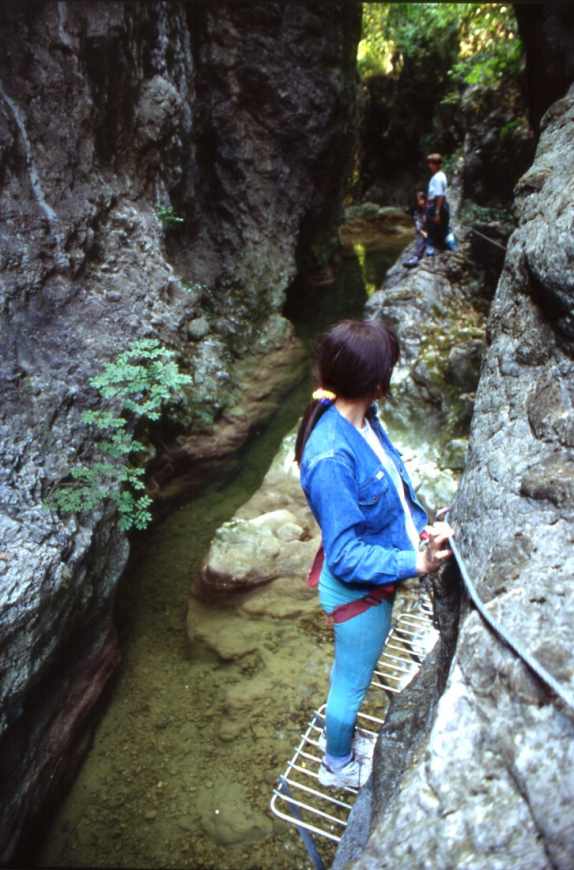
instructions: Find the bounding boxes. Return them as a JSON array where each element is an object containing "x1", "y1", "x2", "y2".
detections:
[
  {"x1": 359, "y1": 3, "x2": 522, "y2": 87},
  {"x1": 50, "y1": 339, "x2": 192, "y2": 531}
]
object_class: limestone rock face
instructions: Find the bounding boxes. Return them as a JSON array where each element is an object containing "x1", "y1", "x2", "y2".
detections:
[
  {"x1": 515, "y1": 0, "x2": 574, "y2": 130},
  {"x1": 460, "y1": 80, "x2": 534, "y2": 208},
  {"x1": 346, "y1": 84, "x2": 574, "y2": 870},
  {"x1": 0, "y1": 1, "x2": 361, "y2": 860}
]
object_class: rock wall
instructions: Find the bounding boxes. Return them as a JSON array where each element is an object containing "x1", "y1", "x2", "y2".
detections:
[
  {"x1": 343, "y1": 83, "x2": 574, "y2": 870},
  {"x1": 515, "y1": 0, "x2": 574, "y2": 131},
  {"x1": 0, "y1": 0, "x2": 361, "y2": 860}
]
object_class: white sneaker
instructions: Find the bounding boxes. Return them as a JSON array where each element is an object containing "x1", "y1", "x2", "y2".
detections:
[
  {"x1": 317, "y1": 729, "x2": 377, "y2": 762},
  {"x1": 318, "y1": 754, "x2": 371, "y2": 789}
]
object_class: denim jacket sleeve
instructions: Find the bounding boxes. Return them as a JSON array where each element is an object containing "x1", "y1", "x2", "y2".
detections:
[{"x1": 304, "y1": 452, "x2": 418, "y2": 585}]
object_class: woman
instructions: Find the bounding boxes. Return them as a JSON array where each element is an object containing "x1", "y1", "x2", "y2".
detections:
[{"x1": 295, "y1": 319, "x2": 452, "y2": 789}]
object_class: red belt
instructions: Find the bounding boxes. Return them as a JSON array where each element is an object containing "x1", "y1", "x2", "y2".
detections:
[{"x1": 306, "y1": 544, "x2": 396, "y2": 625}]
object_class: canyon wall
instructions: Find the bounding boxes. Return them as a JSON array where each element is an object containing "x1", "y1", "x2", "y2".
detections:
[
  {"x1": 340, "y1": 81, "x2": 574, "y2": 870},
  {"x1": 0, "y1": 1, "x2": 361, "y2": 860},
  {"x1": 514, "y1": 0, "x2": 574, "y2": 131}
]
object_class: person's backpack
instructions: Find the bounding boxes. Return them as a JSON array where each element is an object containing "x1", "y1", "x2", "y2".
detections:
[{"x1": 445, "y1": 231, "x2": 458, "y2": 251}]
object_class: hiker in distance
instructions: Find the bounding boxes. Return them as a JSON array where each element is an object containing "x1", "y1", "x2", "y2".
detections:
[
  {"x1": 425, "y1": 151, "x2": 450, "y2": 254},
  {"x1": 403, "y1": 188, "x2": 429, "y2": 268},
  {"x1": 295, "y1": 318, "x2": 453, "y2": 789}
]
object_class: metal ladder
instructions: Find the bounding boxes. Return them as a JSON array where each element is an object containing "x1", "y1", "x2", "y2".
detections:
[{"x1": 270, "y1": 591, "x2": 438, "y2": 846}]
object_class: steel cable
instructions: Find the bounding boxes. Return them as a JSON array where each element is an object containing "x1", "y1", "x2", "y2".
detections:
[{"x1": 448, "y1": 530, "x2": 574, "y2": 714}]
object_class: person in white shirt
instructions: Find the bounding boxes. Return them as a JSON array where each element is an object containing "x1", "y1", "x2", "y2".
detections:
[{"x1": 426, "y1": 152, "x2": 450, "y2": 255}]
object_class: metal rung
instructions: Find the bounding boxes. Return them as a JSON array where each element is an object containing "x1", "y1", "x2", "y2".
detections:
[
  {"x1": 378, "y1": 653, "x2": 418, "y2": 669},
  {"x1": 270, "y1": 792, "x2": 343, "y2": 844},
  {"x1": 287, "y1": 761, "x2": 322, "y2": 781},
  {"x1": 280, "y1": 777, "x2": 354, "y2": 811},
  {"x1": 270, "y1": 591, "x2": 439, "y2": 848},
  {"x1": 374, "y1": 664, "x2": 407, "y2": 678},
  {"x1": 394, "y1": 622, "x2": 425, "y2": 633},
  {"x1": 402, "y1": 613, "x2": 432, "y2": 624},
  {"x1": 371, "y1": 680, "x2": 401, "y2": 693},
  {"x1": 385, "y1": 634, "x2": 432, "y2": 653},
  {"x1": 377, "y1": 656, "x2": 415, "y2": 673},
  {"x1": 274, "y1": 789, "x2": 351, "y2": 826},
  {"x1": 298, "y1": 748, "x2": 323, "y2": 764},
  {"x1": 353, "y1": 710, "x2": 385, "y2": 725},
  {"x1": 389, "y1": 635, "x2": 431, "y2": 651},
  {"x1": 394, "y1": 628, "x2": 427, "y2": 642},
  {"x1": 379, "y1": 647, "x2": 418, "y2": 666},
  {"x1": 401, "y1": 619, "x2": 434, "y2": 631},
  {"x1": 374, "y1": 667, "x2": 420, "y2": 684}
]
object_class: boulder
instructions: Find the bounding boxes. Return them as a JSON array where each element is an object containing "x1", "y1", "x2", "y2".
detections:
[
  {"x1": 201, "y1": 509, "x2": 317, "y2": 592},
  {"x1": 200, "y1": 432, "x2": 319, "y2": 594}
]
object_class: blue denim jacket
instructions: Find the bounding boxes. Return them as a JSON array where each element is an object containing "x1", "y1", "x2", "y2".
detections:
[{"x1": 299, "y1": 403, "x2": 427, "y2": 588}]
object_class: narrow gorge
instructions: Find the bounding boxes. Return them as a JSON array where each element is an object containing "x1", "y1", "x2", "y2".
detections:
[{"x1": 0, "y1": 2, "x2": 573, "y2": 869}]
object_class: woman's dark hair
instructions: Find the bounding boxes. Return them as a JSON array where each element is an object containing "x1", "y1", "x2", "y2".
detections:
[{"x1": 295, "y1": 318, "x2": 400, "y2": 464}]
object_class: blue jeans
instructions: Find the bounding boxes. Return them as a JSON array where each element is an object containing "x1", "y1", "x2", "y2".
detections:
[
  {"x1": 320, "y1": 586, "x2": 393, "y2": 758},
  {"x1": 426, "y1": 201, "x2": 450, "y2": 249}
]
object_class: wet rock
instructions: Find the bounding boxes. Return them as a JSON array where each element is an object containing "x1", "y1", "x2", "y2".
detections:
[
  {"x1": 468, "y1": 219, "x2": 514, "y2": 298},
  {"x1": 135, "y1": 75, "x2": 182, "y2": 147},
  {"x1": 187, "y1": 609, "x2": 261, "y2": 662},
  {"x1": 187, "y1": 317, "x2": 210, "y2": 341},
  {"x1": 237, "y1": 433, "x2": 307, "y2": 520},
  {"x1": 366, "y1": 242, "x2": 487, "y2": 425},
  {"x1": 152, "y1": 327, "x2": 307, "y2": 499},
  {"x1": 445, "y1": 339, "x2": 485, "y2": 392},
  {"x1": 198, "y1": 781, "x2": 272, "y2": 846},
  {"x1": 438, "y1": 437, "x2": 467, "y2": 472},
  {"x1": 338, "y1": 204, "x2": 413, "y2": 251},
  {"x1": 239, "y1": 577, "x2": 317, "y2": 620},
  {"x1": 514, "y1": 94, "x2": 574, "y2": 342}
]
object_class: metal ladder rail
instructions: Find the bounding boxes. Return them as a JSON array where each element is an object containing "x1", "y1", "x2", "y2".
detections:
[
  {"x1": 271, "y1": 706, "x2": 385, "y2": 843},
  {"x1": 270, "y1": 590, "x2": 439, "y2": 847}
]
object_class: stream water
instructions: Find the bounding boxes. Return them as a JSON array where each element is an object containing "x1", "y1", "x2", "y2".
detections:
[{"x1": 38, "y1": 234, "x2": 429, "y2": 870}]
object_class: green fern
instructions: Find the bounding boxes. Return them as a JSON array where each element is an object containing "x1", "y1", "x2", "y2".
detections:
[
  {"x1": 50, "y1": 339, "x2": 192, "y2": 531},
  {"x1": 156, "y1": 205, "x2": 184, "y2": 227}
]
